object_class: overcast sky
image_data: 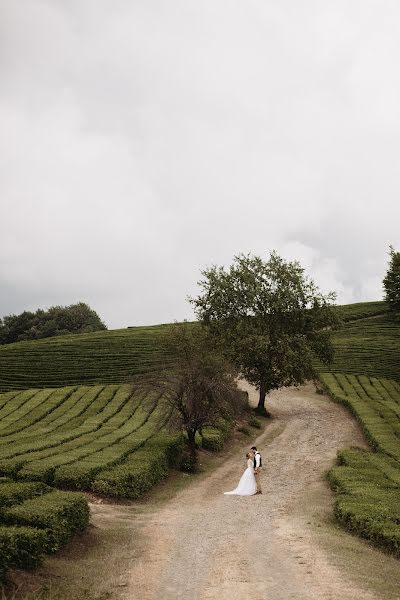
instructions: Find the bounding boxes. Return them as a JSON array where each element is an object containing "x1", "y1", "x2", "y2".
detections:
[{"x1": 1, "y1": 1, "x2": 400, "y2": 328}]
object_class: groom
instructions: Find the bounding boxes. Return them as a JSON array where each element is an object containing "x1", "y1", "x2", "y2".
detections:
[{"x1": 251, "y1": 446, "x2": 262, "y2": 494}]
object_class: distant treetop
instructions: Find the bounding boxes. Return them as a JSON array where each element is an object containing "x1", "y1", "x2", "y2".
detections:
[
  {"x1": 0, "y1": 302, "x2": 107, "y2": 344},
  {"x1": 383, "y1": 246, "x2": 400, "y2": 317}
]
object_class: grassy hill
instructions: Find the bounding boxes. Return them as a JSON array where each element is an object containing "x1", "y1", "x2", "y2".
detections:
[
  {"x1": 0, "y1": 384, "x2": 183, "y2": 496},
  {"x1": 322, "y1": 313, "x2": 400, "y2": 382},
  {"x1": 0, "y1": 300, "x2": 395, "y2": 393},
  {"x1": 317, "y1": 301, "x2": 400, "y2": 556},
  {"x1": 0, "y1": 299, "x2": 398, "y2": 560},
  {"x1": 0, "y1": 325, "x2": 174, "y2": 392}
]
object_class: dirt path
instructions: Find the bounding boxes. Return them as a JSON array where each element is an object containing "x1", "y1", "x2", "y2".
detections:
[{"x1": 93, "y1": 383, "x2": 399, "y2": 600}]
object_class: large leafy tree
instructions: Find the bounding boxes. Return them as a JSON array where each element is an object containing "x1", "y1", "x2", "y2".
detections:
[
  {"x1": 191, "y1": 252, "x2": 340, "y2": 413},
  {"x1": 383, "y1": 246, "x2": 400, "y2": 316}
]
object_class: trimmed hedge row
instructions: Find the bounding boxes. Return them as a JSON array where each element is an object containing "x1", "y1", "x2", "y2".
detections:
[
  {"x1": 91, "y1": 434, "x2": 184, "y2": 498},
  {"x1": 0, "y1": 526, "x2": 47, "y2": 579},
  {"x1": 2, "y1": 490, "x2": 89, "y2": 552},
  {"x1": 200, "y1": 418, "x2": 233, "y2": 452},
  {"x1": 320, "y1": 373, "x2": 400, "y2": 460},
  {"x1": 0, "y1": 479, "x2": 89, "y2": 580},
  {"x1": 0, "y1": 481, "x2": 50, "y2": 508},
  {"x1": 328, "y1": 449, "x2": 400, "y2": 556},
  {"x1": 317, "y1": 315, "x2": 400, "y2": 382},
  {"x1": 322, "y1": 373, "x2": 400, "y2": 556},
  {"x1": 0, "y1": 325, "x2": 174, "y2": 392}
]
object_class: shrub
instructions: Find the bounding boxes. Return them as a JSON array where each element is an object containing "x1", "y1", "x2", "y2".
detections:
[
  {"x1": 323, "y1": 373, "x2": 400, "y2": 546},
  {"x1": 91, "y1": 434, "x2": 184, "y2": 498},
  {"x1": 200, "y1": 428, "x2": 225, "y2": 451},
  {"x1": 2, "y1": 491, "x2": 89, "y2": 552},
  {"x1": 0, "y1": 481, "x2": 50, "y2": 509},
  {"x1": 237, "y1": 426, "x2": 251, "y2": 436},
  {"x1": 0, "y1": 526, "x2": 47, "y2": 580},
  {"x1": 247, "y1": 416, "x2": 262, "y2": 429}
]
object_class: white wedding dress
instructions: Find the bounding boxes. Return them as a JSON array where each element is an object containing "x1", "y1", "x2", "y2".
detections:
[{"x1": 224, "y1": 458, "x2": 257, "y2": 496}]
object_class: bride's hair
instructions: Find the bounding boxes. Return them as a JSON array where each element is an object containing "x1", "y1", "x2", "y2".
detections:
[{"x1": 246, "y1": 452, "x2": 253, "y2": 459}]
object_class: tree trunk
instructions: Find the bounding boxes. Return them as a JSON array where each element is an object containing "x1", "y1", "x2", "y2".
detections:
[
  {"x1": 256, "y1": 378, "x2": 270, "y2": 416},
  {"x1": 257, "y1": 379, "x2": 267, "y2": 411},
  {"x1": 187, "y1": 428, "x2": 196, "y2": 452}
]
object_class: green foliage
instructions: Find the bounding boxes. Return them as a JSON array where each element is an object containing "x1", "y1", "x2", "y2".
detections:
[
  {"x1": 137, "y1": 323, "x2": 242, "y2": 464},
  {"x1": 0, "y1": 380, "x2": 233, "y2": 498},
  {"x1": 320, "y1": 373, "x2": 400, "y2": 460},
  {"x1": 200, "y1": 427, "x2": 226, "y2": 451},
  {"x1": 237, "y1": 425, "x2": 251, "y2": 436},
  {"x1": 0, "y1": 300, "x2": 389, "y2": 395},
  {"x1": 0, "y1": 324, "x2": 173, "y2": 392},
  {"x1": 0, "y1": 302, "x2": 106, "y2": 345},
  {"x1": 2, "y1": 490, "x2": 89, "y2": 553},
  {"x1": 247, "y1": 416, "x2": 262, "y2": 429},
  {"x1": 0, "y1": 526, "x2": 48, "y2": 579},
  {"x1": 333, "y1": 301, "x2": 386, "y2": 322},
  {"x1": 316, "y1": 315, "x2": 400, "y2": 382},
  {"x1": 0, "y1": 481, "x2": 51, "y2": 509},
  {"x1": 322, "y1": 374, "x2": 400, "y2": 555},
  {"x1": 191, "y1": 251, "x2": 340, "y2": 411},
  {"x1": 383, "y1": 246, "x2": 400, "y2": 316},
  {"x1": 91, "y1": 434, "x2": 184, "y2": 498},
  {"x1": 0, "y1": 479, "x2": 89, "y2": 580}
]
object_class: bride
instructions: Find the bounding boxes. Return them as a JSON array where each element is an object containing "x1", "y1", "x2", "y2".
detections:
[{"x1": 224, "y1": 452, "x2": 257, "y2": 496}]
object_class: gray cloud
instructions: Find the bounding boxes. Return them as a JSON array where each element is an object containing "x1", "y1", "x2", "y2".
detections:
[{"x1": 1, "y1": 1, "x2": 399, "y2": 327}]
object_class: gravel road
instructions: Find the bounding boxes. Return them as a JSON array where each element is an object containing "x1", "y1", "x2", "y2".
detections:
[{"x1": 116, "y1": 383, "x2": 397, "y2": 600}]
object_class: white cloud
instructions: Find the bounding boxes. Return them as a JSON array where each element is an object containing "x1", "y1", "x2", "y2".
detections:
[{"x1": 1, "y1": 0, "x2": 399, "y2": 327}]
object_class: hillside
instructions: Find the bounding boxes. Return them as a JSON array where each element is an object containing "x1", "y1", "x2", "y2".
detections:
[
  {"x1": 0, "y1": 300, "x2": 394, "y2": 392},
  {"x1": 318, "y1": 302, "x2": 400, "y2": 555},
  {"x1": 325, "y1": 315, "x2": 400, "y2": 382},
  {"x1": 0, "y1": 384, "x2": 183, "y2": 495},
  {"x1": 0, "y1": 325, "x2": 174, "y2": 392}
]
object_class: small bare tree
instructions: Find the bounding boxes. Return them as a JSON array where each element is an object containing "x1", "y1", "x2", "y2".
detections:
[{"x1": 136, "y1": 322, "x2": 244, "y2": 467}]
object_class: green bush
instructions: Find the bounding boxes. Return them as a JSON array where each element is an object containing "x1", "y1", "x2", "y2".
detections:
[
  {"x1": 0, "y1": 526, "x2": 47, "y2": 580},
  {"x1": 91, "y1": 434, "x2": 184, "y2": 499},
  {"x1": 247, "y1": 416, "x2": 262, "y2": 429},
  {"x1": 200, "y1": 428, "x2": 225, "y2": 451},
  {"x1": 323, "y1": 374, "x2": 400, "y2": 555},
  {"x1": 2, "y1": 491, "x2": 89, "y2": 552},
  {"x1": 237, "y1": 426, "x2": 251, "y2": 436},
  {"x1": 0, "y1": 481, "x2": 50, "y2": 509}
]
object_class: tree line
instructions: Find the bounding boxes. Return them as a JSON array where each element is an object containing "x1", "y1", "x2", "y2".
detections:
[{"x1": 0, "y1": 302, "x2": 106, "y2": 344}]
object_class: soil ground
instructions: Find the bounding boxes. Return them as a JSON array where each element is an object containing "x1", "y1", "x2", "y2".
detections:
[{"x1": 7, "y1": 383, "x2": 400, "y2": 600}]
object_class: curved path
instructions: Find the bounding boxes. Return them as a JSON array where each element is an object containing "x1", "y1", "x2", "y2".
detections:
[{"x1": 95, "y1": 383, "x2": 399, "y2": 600}]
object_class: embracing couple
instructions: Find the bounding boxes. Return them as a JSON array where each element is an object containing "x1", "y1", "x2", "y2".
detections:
[{"x1": 224, "y1": 446, "x2": 262, "y2": 497}]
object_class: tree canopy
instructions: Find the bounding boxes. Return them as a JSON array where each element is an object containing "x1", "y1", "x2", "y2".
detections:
[
  {"x1": 190, "y1": 251, "x2": 340, "y2": 413},
  {"x1": 136, "y1": 322, "x2": 243, "y2": 467},
  {"x1": 0, "y1": 302, "x2": 107, "y2": 344},
  {"x1": 383, "y1": 246, "x2": 400, "y2": 317}
]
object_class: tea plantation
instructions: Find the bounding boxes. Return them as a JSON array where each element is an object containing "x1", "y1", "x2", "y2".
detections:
[
  {"x1": 0, "y1": 478, "x2": 89, "y2": 581},
  {"x1": 0, "y1": 384, "x2": 185, "y2": 491},
  {"x1": 320, "y1": 372, "x2": 400, "y2": 555},
  {"x1": 0, "y1": 299, "x2": 399, "y2": 567},
  {"x1": 0, "y1": 325, "x2": 174, "y2": 392}
]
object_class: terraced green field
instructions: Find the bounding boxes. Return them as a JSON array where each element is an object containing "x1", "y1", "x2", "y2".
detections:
[
  {"x1": 0, "y1": 478, "x2": 89, "y2": 580},
  {"x1": 0, "y1": 301, "x2": 393, "y2": 393},
  {"x1": 318, "y1": 313, "x2": 400, "y2": 382},
  {"x1": 321, "y1": 373, "x2": 400, "y2": 555},
  {"x1": 0, "y1": 325, "x2": 174, "y2": 392},
  {"x1": 334, "y1": 300, "x2": 386, "y2": 322},
  {"x1": 0, "y1": 384, "x2": 182, "y2": 496}
]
